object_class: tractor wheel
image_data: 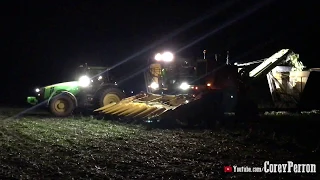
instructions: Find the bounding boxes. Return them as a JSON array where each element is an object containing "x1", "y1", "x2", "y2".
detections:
[
  {"x1": 98, "y1": 88, "x2": 125, "y2": 107},
  {"x1": 49, "y1": 94, "x2": 75, "y2": 117}
]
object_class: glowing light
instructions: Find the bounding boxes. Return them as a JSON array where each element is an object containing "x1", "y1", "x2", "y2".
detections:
[
  {"x1": 150, "y1": 82, "x2": 159, "y2": 89},
  {"x1": 154, "y1": 52, "x2": 174, "y2": 62},
  {"x1": 78, "y1": 75, "x2": 90, "y2": 87},
  {"x1": 179, "y1": 82, "x2": 190, "y2": 90},
  {"x1": 162, "y1": 52, "x2": 174, "y2": 62},
  {"x1": 154, "y1": 53, "x2": 162, "y2": 61}
]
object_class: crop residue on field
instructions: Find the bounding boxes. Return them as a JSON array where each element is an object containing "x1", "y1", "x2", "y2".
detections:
[{"x1": 0, "y1": 114, "x2": 319, "y2": 179}]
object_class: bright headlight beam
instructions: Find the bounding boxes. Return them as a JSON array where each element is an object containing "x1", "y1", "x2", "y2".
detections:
[
  {"x1": 35, "y1": 88, "x2": 40, "y2": 93},
  {"x1": 155, "y1": 53, "x2": 162, "y2": 61},
  {"x1": 78, "y1": 75, "x2": 90, "y2": 87},
  {"x1": 111, "y1": 1, "x2": 273, "y2": 86},
  {"x1": 176, "y1": 0, "x2": 275, "y2": 53},
  {"x1": 154, "y1": 52, "x2": 174, "y2": 62},
  {"x1": 179, "y1": 82, "x2": 190, "y2": 90},
  {"x1": 162, "y1": 52, "x2": 174, "y2": 62},
  {"x1": 150, "y1": 82, "x2": 159, "y2": 89},
  {"x1": 89, "y1": 1, "x2": 237, "y2": 79}
]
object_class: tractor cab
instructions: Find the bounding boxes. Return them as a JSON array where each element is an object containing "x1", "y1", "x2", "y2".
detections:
[
  {"x1": 145, "y1": 54, "x2": 198, "y2": 94},
  {"x1": 75, "y1": 64, "x2": 118, "y2": 88},
  {"x1": 163, "y1": 58, "x2": 197, "y2": 93},
  {"x1": 77, "y1": 64, "x2": 109, "y2": 82}
]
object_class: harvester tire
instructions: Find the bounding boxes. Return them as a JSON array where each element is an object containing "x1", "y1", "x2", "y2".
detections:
[
  {"x1": 49, "y1": 93, "x2": 75, "y2": 117},
  {"x1": 97, "y1": 87, "x2": 125, "y2": 107}
]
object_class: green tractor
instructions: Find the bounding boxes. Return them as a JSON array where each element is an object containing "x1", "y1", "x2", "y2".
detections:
[{"x1": 27, "y1": 64, "x2": 126, "y2": 117}]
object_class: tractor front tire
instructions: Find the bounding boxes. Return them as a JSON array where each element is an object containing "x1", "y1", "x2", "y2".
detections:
[
  {"x1": 98, "y1": 88, "x2": 125, "y2": 107},
  {"x1": 49, "y1": 94, "x2": 76, "y2": 117}
]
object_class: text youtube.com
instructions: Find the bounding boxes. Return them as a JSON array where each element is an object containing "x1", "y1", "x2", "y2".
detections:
[{"x1": 224, "y1": 161, "x2": 317, "y2": 173}]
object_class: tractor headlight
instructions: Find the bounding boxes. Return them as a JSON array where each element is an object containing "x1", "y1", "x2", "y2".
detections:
[
  {"x1": 34, "y1": 87, "x2": 44, "y2": 97},
  {"x1": 155, "y1": 53, "x2": 162, "y2": 61},
  {"x1": 162, "y1": 52, "x2": 174, "y2": 62},
  {"x1": 78, "y1": 75, "x2": 91, "y2": 87},
  {"x1": 154, "y1": 51, "x2": 174, "y2": 62},
  {"x1": 149, "y1": 82, "x2": 159, "y2": 89},
  {"x1": 179, "y1": 82, "x2": 190, "y2": 90}
]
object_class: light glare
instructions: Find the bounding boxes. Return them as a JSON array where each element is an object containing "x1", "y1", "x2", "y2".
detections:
[
  {"x1": 150, "y1": 82, "x2": 159, "y2": 89},
  {"x1": 179, "y1": 82, "x2": 190, "y2": 90},
  {"x1": 162, "y1": 52, "x2": 174, "y2": 62},
  {"x1": 78, "y1": 75, "x2": 90, "y2": 87},
  {"x1": 154, "y1": 53, "x2": 162, "y2": 61},
  {"x1": 154, "y1": 51, "x2": 174, "y2": 62}
]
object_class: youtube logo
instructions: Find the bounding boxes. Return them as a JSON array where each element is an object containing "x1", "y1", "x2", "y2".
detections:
[{"x1": 224, "y1": 166, "x2": 233, "y2": 173}]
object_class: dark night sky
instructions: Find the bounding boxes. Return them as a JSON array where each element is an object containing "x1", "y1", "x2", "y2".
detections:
[{"x1": 0, "y1": 0, "x2": 318, "y2": 106}]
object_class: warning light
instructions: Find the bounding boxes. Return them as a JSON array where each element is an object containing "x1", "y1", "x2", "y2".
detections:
[{"x1": 207, "y1": 83, "x2": 211, "y2": 87}]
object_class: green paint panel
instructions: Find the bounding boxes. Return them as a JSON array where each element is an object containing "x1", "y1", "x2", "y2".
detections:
[{"x1": 43, "y1": 81, "x2": 81, "y2": 99}]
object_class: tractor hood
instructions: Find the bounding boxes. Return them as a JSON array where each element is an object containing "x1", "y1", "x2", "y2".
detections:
[
  {"x1": 42, "y1": 81, "x2": 81, "y2": 98},
  {"x1": 28, "y1": 81, "x2": 83, "y2": 105},
  {"x1": 45, "y1": 81, "x2": 80, "y2": 89}
]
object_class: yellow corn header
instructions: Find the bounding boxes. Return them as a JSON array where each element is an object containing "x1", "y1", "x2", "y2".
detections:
[{"x1": 94, "y1": 92, "x2": 197, "y2": 120}]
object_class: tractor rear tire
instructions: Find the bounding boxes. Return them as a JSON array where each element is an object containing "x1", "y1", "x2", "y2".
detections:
[
  {"x1": 49, "y1": 93, "x2": 76, "y2": 117},
  {"x1": 98, "y1": 87, "x2": 125, "y2": 107}
]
